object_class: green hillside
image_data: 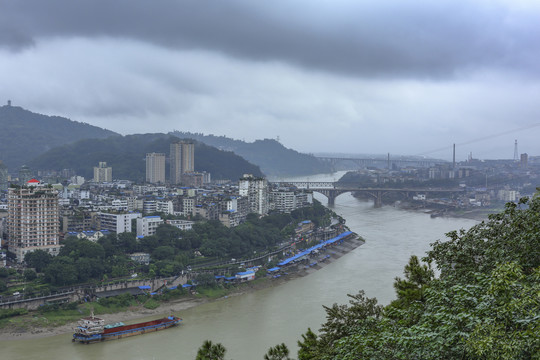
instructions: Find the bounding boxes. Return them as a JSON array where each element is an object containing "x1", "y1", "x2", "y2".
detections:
[
  {"x1": 0, "y1": 104, "x2": 118, "y2": 169},
  {"x1": 170, "y1": 131, "x2": 332, "y2": 177},
  {"x1": 28, "y1": 134, "x2": 263, "y2": 182}
]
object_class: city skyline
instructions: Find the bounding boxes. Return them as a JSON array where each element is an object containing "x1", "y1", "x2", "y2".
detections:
[{"x1": 1, "y1": 1, "x2": 539, "y2": 160}]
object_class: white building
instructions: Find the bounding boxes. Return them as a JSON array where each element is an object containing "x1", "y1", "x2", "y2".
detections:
[
  {"x1": 93, "y1": 162, "x2": 112, "y2": 183},
  {"x1": 166, "y1": 219, "x2": 194, "y2": 231},
  {"x1": 146, "y1": 153, "x2": 166, "y2": 184},
  {"x1": 137, "y1": 216, "x2": 164, "y2": 237},
  {"x1": 157, "y1": 200, "x2": 174, "y2": 215},
  {"x1": 99, "y1": 212, "x2": 141, "y2": 233},
  {"x1": 239, "y1": 174, "x2": 268, "y2": 215},
  {"x1": 7, "y1": 180, "x2": 61, "y2": 262}
]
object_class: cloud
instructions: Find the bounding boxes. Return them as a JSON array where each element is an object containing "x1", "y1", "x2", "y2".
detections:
[{"x1": 2, "y1": 0, "x2": 540, "y2": 78}]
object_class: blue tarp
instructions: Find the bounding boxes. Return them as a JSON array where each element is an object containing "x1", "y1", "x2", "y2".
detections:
[
  {"x1": 236, "y1": 270, "x2": 255, "y2": 276},
  {"x1": 267, "y1": 267, "x2": 280, "y2": 272},
  {"x1": 225, "y1": 276, "x2": 236, "y2": 281},
  {"x1": 277, "y1": 231, "x2": 353, "y2": 266},
  {"x1": 182, "y1": 284, "x2": 192, "y2": 288},
  {"x1": 139, "y1": 285, "x2": 151, "y2": 290},
  {"x1": 168, "y1": 286, "x2": 177, "y2": 290}
]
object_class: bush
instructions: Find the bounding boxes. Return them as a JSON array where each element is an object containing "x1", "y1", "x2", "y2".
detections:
[
  {"x1": 0, "y1": 308, "x2": 28, "y2": 319},
  {"x1": 143, "y1": 299, "x2": 160, "y2": 310}
]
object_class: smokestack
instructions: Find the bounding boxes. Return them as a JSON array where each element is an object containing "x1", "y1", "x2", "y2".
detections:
[{"x1": 453, "y1": 144, "x2": 455, "y2": 170}]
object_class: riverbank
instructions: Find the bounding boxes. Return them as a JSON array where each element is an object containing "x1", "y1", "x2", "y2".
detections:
[{"x1": 0, "y1": 235, "x2": 364, "y2": 341}]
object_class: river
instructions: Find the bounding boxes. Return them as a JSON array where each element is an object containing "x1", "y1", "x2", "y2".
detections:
[{"x1": 2, "y1": 172, "x2": 479, "y2": 359}]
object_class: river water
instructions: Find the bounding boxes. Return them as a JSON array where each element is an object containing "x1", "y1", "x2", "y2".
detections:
[{"x1": 2, "y1": 172, "x2": 478, "y2": 360}]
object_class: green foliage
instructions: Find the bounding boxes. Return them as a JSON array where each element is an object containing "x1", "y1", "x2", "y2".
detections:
[
  {"x1": 0, "y1": 280, "x2": 7, "y2": 292},
  {"x1": 28, "y1": 134, "x2": 263, "y2": 181},
  {"x1": 0, "y1": 308, "x2": 28, "y2": 319},
  {"x1": 0, "y1": 104, "x2": 117, "y2": 169},
  {"x1": 143, "y1": 299, "x2": 160, "y2": 310},
  {"x1": 264, "y1": 343, "x2": 292, "y2": 360},
  {"x1": 298, "y1": 195, "x2": 540, "y2": 359},
  {"x1": 23, "y1": 269, "x2": 37, "y2": 281},
  {"x1": 24, "y1": 249, "x2": 53, "y2": 273},
  {"x1": 196, "y1": 340, "x2": 227, "y2": 360}
]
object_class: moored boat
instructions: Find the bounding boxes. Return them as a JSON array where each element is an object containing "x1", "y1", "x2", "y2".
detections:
[{"x1": 73, "y1": 314, "x2": 181, "y2": 343}]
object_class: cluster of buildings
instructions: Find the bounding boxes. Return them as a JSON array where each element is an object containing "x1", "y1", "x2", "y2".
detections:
[{"x1": 0, "y1": 141, "x2": 313, "y2": 263}]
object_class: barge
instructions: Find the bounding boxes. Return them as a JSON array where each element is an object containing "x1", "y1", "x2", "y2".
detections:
[{"x1": 73, "y1": 314, "x2": 181, "y2": 343}]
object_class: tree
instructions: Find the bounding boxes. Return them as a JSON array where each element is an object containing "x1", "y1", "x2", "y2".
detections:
[
  {"x1": 23, "y1": 269, "x2": 37, "y2": 281},
  {"x1": 195, "y1": 340, "x2": 226, "y2": 360},
  {"x1": 24, "y1": 249, "x2": 52, "y2": 272},
  {"x1": 264, "y1": 343, "x2": 291, "y2": 360},
  {"x1": 299, "y1": 195, "x2": 540, "y2": 359}
]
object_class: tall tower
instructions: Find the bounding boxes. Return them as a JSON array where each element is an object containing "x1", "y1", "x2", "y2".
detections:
[
  {"x1": 145, "y1": 153, "x2": 166, "y2": 184},
  {"x1": 180, "y1": 141, "x2": 195, "y2": 174},
  {"x1": 514, "y1": 140, "x2": 519, "y2": 161},
  {"x1": 170, "y1": 142, "x2": 182, "y2": 185},
  {"x1": 7, "y1": 180, "x2": 60, "y2": 261}
]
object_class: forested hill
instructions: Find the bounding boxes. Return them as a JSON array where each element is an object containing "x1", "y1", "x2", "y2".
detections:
[
  {"x1": 0, "y1": 104, "x2": 118, "y2": 169},
  {"x1": 170, "y1": 131, "x2": 332, "y2": 177},
  {"x1": 28, "y1": 134, "x2": 263, "y2": 182}
]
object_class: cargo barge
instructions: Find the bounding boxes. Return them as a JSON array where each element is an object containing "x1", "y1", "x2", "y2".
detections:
[{"x1": 73, "y1": 314, "x2": 181, "y2": 343}]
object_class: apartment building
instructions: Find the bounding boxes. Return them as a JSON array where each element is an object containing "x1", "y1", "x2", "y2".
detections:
[{"x1": 7, "y1": 180, "x2": 61, "y2": 261}]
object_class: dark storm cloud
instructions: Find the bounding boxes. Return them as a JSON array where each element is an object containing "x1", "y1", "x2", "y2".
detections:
[{"x1": 2, "y1": 0, "x2": 539, "y2": 78}]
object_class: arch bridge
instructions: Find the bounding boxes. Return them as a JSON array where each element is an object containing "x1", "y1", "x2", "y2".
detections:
[{"x1": 275, "y1": 181, "x2": 463, "y2": 207}]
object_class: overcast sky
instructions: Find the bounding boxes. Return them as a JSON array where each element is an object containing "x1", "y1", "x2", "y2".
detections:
[{"x1": 1, "y1": 0, "x2": 539, "y2": 160}]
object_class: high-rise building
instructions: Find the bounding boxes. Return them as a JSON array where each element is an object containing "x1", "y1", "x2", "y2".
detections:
[
  {"x1": 170, "y1": 141, "x2": 195, "y2": 184},
  {"x1": 146, "y1": 153, "x2": 166, "y2": 184},
  {"x1": 239, "y1": 174, "x2": 269, "y2": 215},
  {"x1": 18, "y1": 165, "x2": 32, "y2": 185},
  {"x1": 0, "y1": 160, "x2": 8, "y2": 191},
  {"x1": 170, "y1": 142, "x2": 182, "y2": 185},
  {"x1": 93, "y1": 162, "x2": 112, "y2": 182},
  {"x1": 7, "y1": 180, "x2": 61, "y2": 261},
  {"x1": 180, "y1": 141, "x2": 195, "y2": 174}
]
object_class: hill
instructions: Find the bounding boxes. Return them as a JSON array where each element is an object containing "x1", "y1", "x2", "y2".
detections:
[
  {"x1": 0, "y1": 104, "x2": 118, "y2": 169},
  {"x1": 28, "y1": 133, "x2": 263, "y2": 182},
  {"x1": 170, "y1": 131, "x2": 332, "y2": 177}
]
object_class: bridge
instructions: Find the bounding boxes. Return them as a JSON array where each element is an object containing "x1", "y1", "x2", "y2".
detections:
[
  {"x1": 316, "y1": 156, "x2": 447, "y2": 170},
  {"x1": 275, "y1": 181, "x2": 464, "y2": 207}
]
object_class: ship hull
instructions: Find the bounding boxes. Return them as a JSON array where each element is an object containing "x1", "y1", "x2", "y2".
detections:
[{"x1": 73, "y1": 316, "x2": 181, "y2": 344}]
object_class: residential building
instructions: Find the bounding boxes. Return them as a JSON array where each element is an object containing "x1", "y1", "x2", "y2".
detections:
[
  {"x1": 0, "y1": 161, "x2": 8, "y2": 191},
  {"x1": 137, "y1": 216, "x2": 163, "y2": 237},
  {"x1": 146, "y1": 153, "x2": 166, "y2": 184},
  {"x1": 180, "y1": 140, "x2": 195, "y2": 174},
  {"x1": 99, "y1": 212, "x2": 141, "y2": 233},
  {"x1": 7, "y1": 180, "x2": 61, "y2": 262},
  {"x1": 239, "y1": 174, "x2": 268, "y2": 215},
  {"x1": 93, "y1": 162, "x2": 112, "y2": 183},
  {"x1": 166, "y1": 219, "x2": 194, "y2": 231}
]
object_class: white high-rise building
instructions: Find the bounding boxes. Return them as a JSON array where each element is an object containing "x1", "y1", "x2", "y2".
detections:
[
  {"x1": 146, "y1": 153, "x2": 166, "y2": 184},
  {"x1": 7, "y1": 180, "x2": 61, "y2": 261},
  {"x1": 239, "y1": 174, "x2": 268, "y2": 215},
  {"x1": 93, "y1": 162, "x2": 112, "y2": 182}
]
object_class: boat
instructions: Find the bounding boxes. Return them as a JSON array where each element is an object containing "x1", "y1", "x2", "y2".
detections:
[{"x1": 72, "y1": 313, "x2": 181, "y2": 343}]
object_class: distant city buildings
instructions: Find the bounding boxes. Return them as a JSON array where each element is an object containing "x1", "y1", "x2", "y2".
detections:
[
  {"x1": 93, "y1": 161, "x2": 112, "y2": 183},
  {"x1": 146, "y1": 153, "x2": 166, "y2": 184},
  {"x1": 0, "y1": 160, "x2": 8, "y2": 191},
  {"x1": 7, "y1": 180, "x2": 61, "y2": 262}
]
